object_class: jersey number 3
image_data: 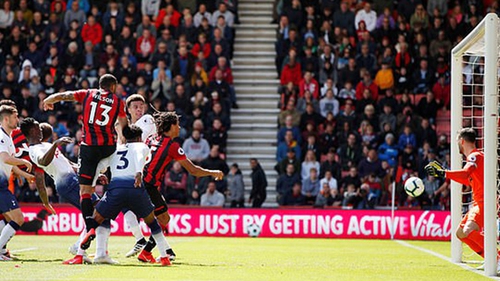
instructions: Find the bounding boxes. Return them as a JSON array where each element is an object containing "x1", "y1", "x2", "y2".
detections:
[
  {"x1": 89, "y1": 101, "x2": 112, "y2": 126},
  {"x1": 116, "y1": 150, "x2": 129, "y2": 170}
]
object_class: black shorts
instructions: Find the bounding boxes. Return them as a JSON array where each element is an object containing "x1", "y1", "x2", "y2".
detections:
[
  {"x1": 145, "y1": 182, "x2": 169, "y2": 216},
  {"x1": 78, "y1": 145, "x2": 116, "y2": 185}
]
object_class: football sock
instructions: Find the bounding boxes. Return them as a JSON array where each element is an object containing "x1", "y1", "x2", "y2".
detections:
[
  {"x1": 77, "y1": 246, "x2": 85, "y2": 256},
  {"x1": 95, "y1": 225, "x2": 110, "y2": 258},
  {"x1": 148, "y1": 221, "x2": 167, "y2": 258},
  {"x1": 143, "y1": 236, "x2": 156, "y2": 252},
  {"x1": 0, "y1": 221, "x2": 20, "y2": 249},
  {"x1": 468, "y1": 230, "x2": 485, "y2": 257},
  {"x1": 80, "y1": 194, "x2": 96, "y2": 231},
  {"x1": 124, "y1": 210, "x2": 144, "y2": 242},
  {"x1": 460, "y1": 236, "x2": 484, "y2": 257}
]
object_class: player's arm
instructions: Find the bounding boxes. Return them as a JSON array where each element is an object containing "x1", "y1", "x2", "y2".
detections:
[
  {"x1": 178, "y1": 158, "x2": 224, "y2": 180},
  {"x1": 425, "y1": 160, "x2": 471, "y2": 186},
  {"x1": 444, "y1": 163, "x2": 475, "y2": 186},
  {"x1": 34, "y1": 169, "x2": 56, "y2": 215},
  {"x1": 43, "y1": 91, "x2": 77, "y2": 111},
  {"x1": 116, "y1": 117, "x2": 129, "y2": 141},
  {"x1": 0, "y1": 152, "x2": 32, "y2": 172},
  {"x1": 37, "y1": 137, "x2": 73, "y2": 167},
  {"x1": 12, "y1": 166, "x2": 34, "y2": 183}
]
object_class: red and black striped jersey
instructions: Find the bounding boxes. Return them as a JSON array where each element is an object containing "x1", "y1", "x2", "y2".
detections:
[
  {"x1": 12, "y1": 128, "x2": 29, "y2": 161},
  {"x1": 12, "y1": 128, "x2": 43, "y2": 173},
  {"x1": 144, "y1": 135, "x2": 186, "y2": 187},
  {"x1": 74, "y1": 89, "x2": 126, "y2": 146}
]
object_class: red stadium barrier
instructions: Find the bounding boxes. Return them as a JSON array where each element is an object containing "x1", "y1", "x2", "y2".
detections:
[{"x1": 18, "y1": 204, "x2": 451, "y2": 241}]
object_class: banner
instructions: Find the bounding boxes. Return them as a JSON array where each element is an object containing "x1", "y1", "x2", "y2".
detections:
[{"x1": 19, "y1": 205, "x2": 451, "y2": 241}]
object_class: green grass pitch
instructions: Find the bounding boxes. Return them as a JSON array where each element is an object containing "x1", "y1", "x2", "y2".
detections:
[{"x1": 0, "y1": 236, "x2": 490, "y2": 281}]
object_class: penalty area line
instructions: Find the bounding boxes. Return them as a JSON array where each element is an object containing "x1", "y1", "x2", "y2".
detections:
[
  {"x1": 395, "y1": 240, "x2": 500, "y2": 280},
  {"x1": 10, "y1": 247, "x2": 38, "y2": 253}
]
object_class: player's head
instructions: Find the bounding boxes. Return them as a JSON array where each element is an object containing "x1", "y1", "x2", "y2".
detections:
[
  {"x1": 153, "y1": 111, "x2": 180, "y2": 137},
  {"x1": 122, "y1": 124, "x2": 142, "y2": 143},
  {"x1": 99, "y1": 74, "x2": 118, "y2": 93},
  {"x1": 20, "y1": 117, "x2": 41, "y2": 142},
  {"x1": 0, "y1": 105, "x2": 18, "y2": 130},
  {"x1": 457, "y1": 128, "x2": 476, "y2": 154},
  {"x1": 0, "y1": 99, "x2": 16, "y2": 109},
  {"x1": 40, "y1": 123, "x2": 53, "y2": 142},
  {"x1": 126, "y1": 94, "x2": 146, "y2": 121}
]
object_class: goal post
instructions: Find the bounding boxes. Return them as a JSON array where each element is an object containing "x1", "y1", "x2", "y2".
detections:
[{"x1": 451, "y1": 13, "x2": 499, "y2": 276}]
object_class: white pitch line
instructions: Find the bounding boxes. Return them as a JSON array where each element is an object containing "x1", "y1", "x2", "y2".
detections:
[
  {"x1": 9, "y1": 247, "x2": 38, "y2": 253},
  {"x1": 395, "y1": 240, "x2": 500, "y2": 280}
]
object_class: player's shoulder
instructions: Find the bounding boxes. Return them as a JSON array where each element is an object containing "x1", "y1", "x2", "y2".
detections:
[
  {"x1": 169, "y1": 140, "x2": 186, "y2": 156},
  {"x1": 138, "y1": 114, "x2": 155, "y2": 124},
  {"x1": 0, "y1": 128, "x2": 11, "y2": 144},
  {"x1": 467, "y1": 150, "x2": 483, "y2": 163}
]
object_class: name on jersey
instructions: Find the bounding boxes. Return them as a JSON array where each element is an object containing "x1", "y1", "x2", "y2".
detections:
[{"x1": 94, "y1": 93, "x2": 115, "y2": 104}]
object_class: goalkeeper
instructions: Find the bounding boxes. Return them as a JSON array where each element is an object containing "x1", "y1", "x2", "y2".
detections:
[{"x1": 425, "y1": 128, "x2": 488, "y2": 259}]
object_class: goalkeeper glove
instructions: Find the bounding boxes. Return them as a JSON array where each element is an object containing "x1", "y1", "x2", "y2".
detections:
[{"x1": 424, "y1": 160, "x2": 446, "y2": 178}]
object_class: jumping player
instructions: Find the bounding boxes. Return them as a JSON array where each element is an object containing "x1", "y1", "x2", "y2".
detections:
[
  {"x1": 20, "y1": 118, "x2": 115, "y2": 264},
  {"x1": 0, "y1": 106, "x2": 33, "y2": 261},
  {"x1": 120, "y1": 94, "x2": 157, "y2": 257},
  {"x1": 85, "y1": 125, "x2": 173, "y2": 266},
  {"x1": 43, "y1": 74, "x2": 128, "y2": 247},
  {"x1": 425, "y1": 128, "x2": 488, "y2": 260},
  {"x1": 137, "y1": 111, "x2": 224, "y2": 263}
]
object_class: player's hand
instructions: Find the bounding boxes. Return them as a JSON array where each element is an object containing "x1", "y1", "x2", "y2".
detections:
[
  {"x1": 44, "y1": 204, "x2": 57, "y2": 215},
  {"x1": 134, "y1": 172, "x2": 142, "y2": 188},
  {"x1": 26, "y1": 173, "x2": 35, "y2": 184},
  {"x1": 97, "y1": 174, "x2": 109, "y2": 185},
  {"x1": 43, "y1": 101, "x2": 54, "y2": 111},
  {"x1": 425, "y1": 160, "x2": 446, "y2": 178},
  {"x1": 24, "y1": 160, "x2": 33, "y2": 173},
  {"x1": 212, "y1": 170, "x2": 224, "y2": 181},
  {"x1": 54, "y1": 137, "x2": 73, "y2": 146}
]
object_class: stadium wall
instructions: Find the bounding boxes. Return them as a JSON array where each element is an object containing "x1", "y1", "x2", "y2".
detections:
[{"x1": 18, "y1": 204, "x2": 451, "y2": 241}]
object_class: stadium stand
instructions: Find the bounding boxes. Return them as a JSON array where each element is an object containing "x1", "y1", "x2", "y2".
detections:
[{"x1": 1, "y1": 0, "x2": 493, "y2": 210}]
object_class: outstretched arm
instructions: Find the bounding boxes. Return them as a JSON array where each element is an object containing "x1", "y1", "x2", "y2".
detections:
[
  {"x1": 445, "y1": 163, "x2": 475, "y2": 186},
  {"x1": 43, "y1": 91, "x2": 76, "y2": 111},
  {"x1": 38, "y1": 137, "x2": 73, "y2": 167},
  {"x1": 178, "y1": 158, "x2": 224, "y2": 180}
]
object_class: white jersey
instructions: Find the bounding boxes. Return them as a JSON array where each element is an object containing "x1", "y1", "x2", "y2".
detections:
[
  {"x1": 29, "y1": 142, "x2": 76, "y2": 187},
  {"x1": 0, "y1": 127, "x2": 15, "y2": 184},
  {"x1": 109, "y1": 142, "x2": 150, "y2": 185},
  {"x1": 134, "y1": 114, "x2": 156, "y2": 142}
]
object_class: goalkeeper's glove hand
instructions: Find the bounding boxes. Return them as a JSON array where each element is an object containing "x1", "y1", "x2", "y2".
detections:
[{"x1": 424, "y1": 160, "x2": 446, "y2": 178}]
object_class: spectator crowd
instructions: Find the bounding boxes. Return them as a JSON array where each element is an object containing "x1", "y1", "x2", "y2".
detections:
[
  {"x1": 0, "y1": 0, "x2": 491, "y2": 210},
  {"x1": 272, "y1": 0, "x2": 493, "y2": 210},
  {"x1": 0, "y1": 0, "x2": 246, "y2": 208}
]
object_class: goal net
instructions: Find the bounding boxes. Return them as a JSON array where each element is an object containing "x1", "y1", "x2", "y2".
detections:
[{"x1": 451, "y1": 13, "x2": 500, "y2": 276}]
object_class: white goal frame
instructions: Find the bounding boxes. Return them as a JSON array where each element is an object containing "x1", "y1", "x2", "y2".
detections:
[{"x1": 451, "y1": 13, "x2": 499, "y2": 276}]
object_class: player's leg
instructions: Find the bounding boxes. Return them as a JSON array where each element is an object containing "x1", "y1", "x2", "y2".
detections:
[
  {"x1": 78, "y1": 146, "x2": 100, "y2": 232},
  {"x1": 93, "y1": 219, "x2": 118, "y2": 264},
  {"x1": 456, "y1": 207, "x2": 484, "y2": 257},
  {"x1": 0, "y1": 213, "x2": 8, "y2": 257},
  {"x1": 0, "y1": 188, "x2": 23, "y2": 261},
  {"x1": 78, "y1": 146, "x2": 115, "y2": 248},
  {"x1": 123, "y1": 209, "x2": 147, "y2": 257},
  {"x1": 143, "y1": 212, "x2": 171, "y2": 266},
  {"x1": 57, "y1": 176, "x2": 86, "y2": 255},
  {"x1": 141, "y1": 183, "x2": 175, "y2": 260},
  {"x1": 130, "y1": 187, "x2": 171, "y2": 266}
]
